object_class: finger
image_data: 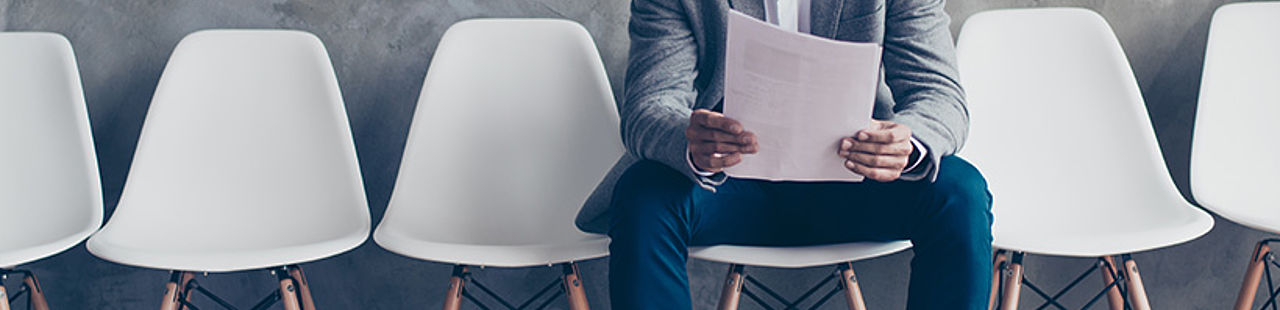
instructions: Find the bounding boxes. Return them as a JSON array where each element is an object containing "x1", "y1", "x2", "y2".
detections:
[
  {"x1": 845, "y1": 160, "x2": 901, "y2": 182},
  {"x1": 845, "y1": 151, "x2": 909, "y2": 170},
  {"x1": 704, "y1": 153, "x2": 743, "y2": 169},
  {"x1": 872, "y1": 119, "x2": 899, "y2": 130},
  {"x1": 737, "y1": 139, "x2": 758, "y2": 154},
  {"x1": 856, "y1": 124, "x2": 910, "y2": 144},
  {"x1": 740, "y1": 131, "x2": 758, "y2": 149},
  {"x1": 692, "y1": 157, "x2": 722, "y2": 173},
  {"x1": 838, "y1": 137, "x2": 855, "y2": 156},
  {"x1": 848, "y1": 140, "x2": 913, "y2": 156},
  {"x1": 688, "y1": 127, "x2": 752, "y2": 144},
  {"x1": 691, "y1": 141, "x2": 755, "y2": 154},
  {"x1": 690, "y1": 109, "x2": 712, "y2": 125},
  {"x1": 697, "y1": 112, "x2": 744, "y2": 134}
]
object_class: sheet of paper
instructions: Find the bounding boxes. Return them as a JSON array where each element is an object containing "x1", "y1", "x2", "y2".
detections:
[{"x1": 723, "y1": 9, "x2": 882, "y2": 182}]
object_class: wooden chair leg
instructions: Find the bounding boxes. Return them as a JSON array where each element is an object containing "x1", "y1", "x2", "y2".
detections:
[
  {"x1": 1100, "y1": 256, "x2": 1125, "y2": 310},
  {"x1": 276, "y1": 268, "x2": 303, "y2": 310},
  {"x1": 0, "y1": 283, "x2": 11, "y2": 310},
  {"x1": 988, "y1": 250, "x2": 1008, "y2": 310},
  {"x1": 717, "y1": 264, "x2": 746, "y2": 310},
  {"x1": 22, "y1": 273, "x2": 51, "y2": 310},
  {"x1": 1237, "y1": 242, "x2": 1271, "y2": 310},
  {"x1": 159, "y1": 273, "x2": 179, "y2": 310},
  {"x1": 1118, "y1": 255, "x2": 1151, "y2": 310},
  {"x1": 287, "y1": 265, "x2": 317, "y2": 310},
  {"x1": 838, "y1": 262, "x2": 867, "y2": 310},
  {"x1": 442, "y1": 265, "x2": 468, "y2": 310},
  {"x1": 998, "y1": 252, "x2": 1025, "y2": 310},
  {"x1": 160, "y1": 271, "x2": 194, "y2": 310},
  {"x1": 561, "y1": 263, "x2": 590, "y2": 310}
]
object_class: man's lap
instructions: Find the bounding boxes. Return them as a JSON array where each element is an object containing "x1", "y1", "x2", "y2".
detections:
[{"x1": 610, "y1": 156, "x2": 990, "y2": 247}]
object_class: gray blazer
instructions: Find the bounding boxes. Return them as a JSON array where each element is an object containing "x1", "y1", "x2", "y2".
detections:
[{"x1": 576, "y1": 0, "x2": 968, "y2": 234}]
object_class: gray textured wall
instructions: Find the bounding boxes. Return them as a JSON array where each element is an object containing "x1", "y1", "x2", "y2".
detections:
[{"x1": 1, "y1": 0, "x2": 1272, "y2": 309}]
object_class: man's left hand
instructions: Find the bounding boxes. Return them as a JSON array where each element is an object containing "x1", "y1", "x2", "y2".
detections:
[{"x1": 838, "y1": 120, "x2": 914, "y2": 182}]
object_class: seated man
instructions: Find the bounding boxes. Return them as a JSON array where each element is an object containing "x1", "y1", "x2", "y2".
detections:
[{"x1": 576, "y1": 0, "x2": 992, "y2": 308}]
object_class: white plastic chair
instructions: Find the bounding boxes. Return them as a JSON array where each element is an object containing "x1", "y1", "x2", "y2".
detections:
[
  {"x1": 85, "y1": 30, "x2": 369, "y2": 310},
  {"x1": 1189, "y1": 2, "x2": 1280, "y2": 309},
  {"x1": 956, "y1": 8, "x2": 1214, "y2": 310},
  {"x1": 371, "y1": 19, "x2": 621, "y2": 310},
  {"x1": 690, "y1": 242, "x2": 911, "y2": 309},
  {"x1": 0, "y1": 32, "x2": 101, "y2": 310}
]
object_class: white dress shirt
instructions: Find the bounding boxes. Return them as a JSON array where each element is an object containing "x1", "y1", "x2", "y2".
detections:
[{"x1": 688, "y1": 0, "x2": 927, "y2": 184}]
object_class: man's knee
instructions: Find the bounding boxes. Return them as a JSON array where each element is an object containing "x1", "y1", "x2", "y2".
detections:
[
  {"x1": 609, "y1": 160, "x2": 695, "y2": 232},
  {"x1": 613, "y1": 160, "x2": 691, "y2": 204},
  {"x1": 929, "y1": 156, "x2": 994, "y2": 229}
]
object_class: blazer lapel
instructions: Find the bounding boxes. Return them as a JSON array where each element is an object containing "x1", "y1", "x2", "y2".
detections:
[
  {"x1": 728, "y1": 0, "x2": 767, "y2": 21},
  {"x1": 732, "y1": 0, "x2": 848, "y2": 38},
  {"x1": 809, "y1": 0, "x2": 844, "y2": 38}
]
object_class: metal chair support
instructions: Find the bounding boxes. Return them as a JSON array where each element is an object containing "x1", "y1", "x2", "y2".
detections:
[
  {"x1": 0, "y1": 269, "x2": 51, "y2": 310},
  {"x1": 164, "y1": 265, "x2": 312, "y2": 310},
  {"x1": 721, "y1": 263, "x2": 865, "y2": 310},
  {"x1": 445, "y1": 263, "x2": 590, "y2": 310},
  {"x1": 991, "y1": 250, "x2": 1147, "y2": 310},
  {"x1": 1237, "y1": 239, "x2": 1280, "y2": 310}
]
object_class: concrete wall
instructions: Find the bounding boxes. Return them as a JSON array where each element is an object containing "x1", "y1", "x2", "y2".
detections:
[{"x1": 1, "y1": 0, "x2": 1271, "y2": 308}]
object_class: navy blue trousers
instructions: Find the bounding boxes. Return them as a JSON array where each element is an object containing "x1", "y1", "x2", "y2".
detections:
[{"x1": 607, "y1": 156, "x2": 993, "y2": 309}]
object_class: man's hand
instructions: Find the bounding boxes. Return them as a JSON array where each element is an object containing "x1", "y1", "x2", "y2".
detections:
[
  {"x1": 838, "y1": 120, "x2": 914, "y2": 182},
  {"x1": 687, "y1": 109, "x2": 758, "y2": 173}
]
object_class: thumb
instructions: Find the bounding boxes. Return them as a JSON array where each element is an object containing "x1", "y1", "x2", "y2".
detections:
[{"x1": 872, "y1": 120, "x2": 895, "y2": 130}]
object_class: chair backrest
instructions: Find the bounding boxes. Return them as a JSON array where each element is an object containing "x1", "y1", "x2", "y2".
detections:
[
  {"x1": 378, "y1": 19, "x2": 622, "y2": 246},
  {"x1": 1191, "y1": 2, "x2": 1280, "y2": 220},
  {"x1": 956, "y1": 8, "x2": 1192, "y2": 233},
  {"x1": 94, "y1": 30, "x2": 368, "y2": 251},
  {"x1": 0, "y1": 33, "x2": 102, "y2": 262}
]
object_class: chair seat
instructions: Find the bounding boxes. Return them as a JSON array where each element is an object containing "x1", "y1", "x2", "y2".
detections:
[
  {"x1": 86, "y1": 228, "x2": 367, "y2": 273},
  {"x1": 1202, "y1": 205, "x2": 1280, "y2": 236},
  {"x1": 0, "y1": 227, "x2": 96, "y2": 268},
  {"x1": 993, "y1": 206, "x2": 1213, "y2": 257},
  {"x1": 689, "y1": 241, "x2": 912, "y2": 268},
  {"x1": 373, "y1": 229, "x2": 609, "y2": 268}
]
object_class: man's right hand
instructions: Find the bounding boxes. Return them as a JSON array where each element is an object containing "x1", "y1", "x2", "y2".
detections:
[{"x1": 686, "y1": 109, "x2": 758, "y2": 173}]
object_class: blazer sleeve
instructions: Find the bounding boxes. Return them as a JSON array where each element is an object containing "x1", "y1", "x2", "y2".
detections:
[
  {"x1": 882, "y1": 0, "x2": 969, "y2": 182},
  {"x1": 621, "y1": 0, "x2": 709, "y2": 184}
]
